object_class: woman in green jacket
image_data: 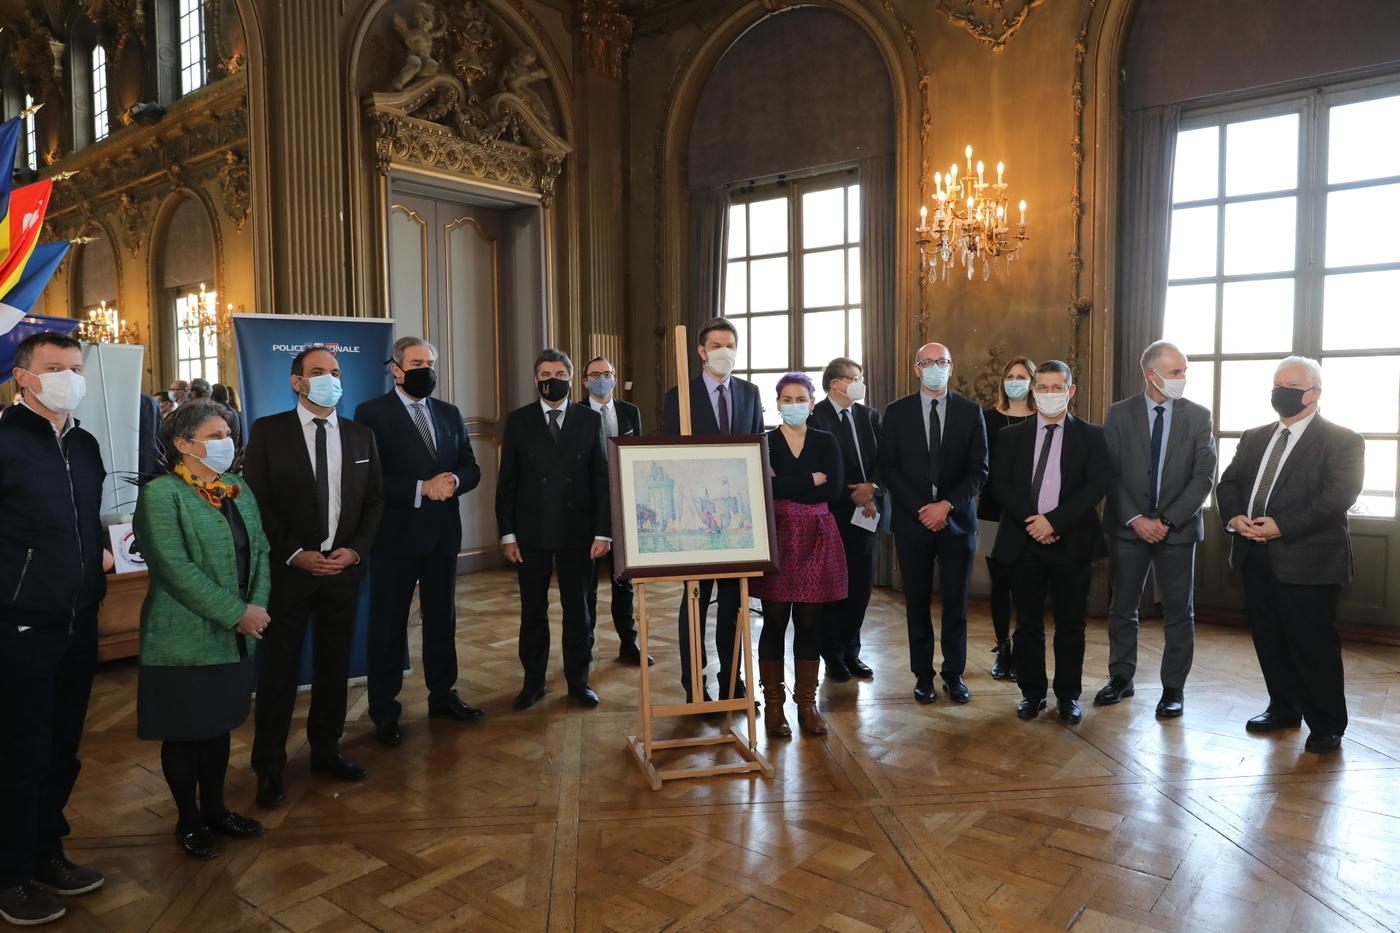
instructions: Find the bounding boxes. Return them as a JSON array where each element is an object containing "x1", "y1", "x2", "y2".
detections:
[{"x1": 134, "y1": 400, "x2": 272, "y2": 860}]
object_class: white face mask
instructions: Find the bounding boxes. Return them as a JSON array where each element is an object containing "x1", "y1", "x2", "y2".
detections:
[
  {"x1": 704, "y1": 346, "x2": 737, "y2": 378},
  {"x1": 196, "y1": 437, "x2": 237, "y2": 475},
  {"x1": 26, "y1": 369, "x2": 87, "y2": 414},
  {"x1": 844, "y1": 378, "x2": 866, "y2": 403},
  {"x1": 1151, "y1": 371, "x2": 1186, "y2": 401},
  {"x1": 1035, "y1": 391, "x2": 1070, "y2": 417}
]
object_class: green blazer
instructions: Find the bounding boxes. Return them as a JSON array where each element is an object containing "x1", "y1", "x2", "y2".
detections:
[{"x1": 134, "y1": 472, "x2": 272, "y2": 667}]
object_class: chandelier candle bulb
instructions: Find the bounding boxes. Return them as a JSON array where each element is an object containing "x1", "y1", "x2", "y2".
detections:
[
  {"x1": 997, "y1": 161, "x2": 1004, "y2": 185},
  {"x1": 965, "y1": 144, "x2": 973, "y2": 175},
  {"x1": 977, "y1": 160, "x2": 984, "y2": 185},
  {"x1": 1019, "y1": 199, "x2": 1027, "y2": 225}
]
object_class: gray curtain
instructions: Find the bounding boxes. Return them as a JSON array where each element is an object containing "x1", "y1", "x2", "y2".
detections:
[
  {"x1": 1114, "y1": 104, "x2": 1180, "y2": 399},
  {"x1": 687, "y1": 186, "x2": 731, "y2": 345},
  {"x1": 860, "y1": 154, "x2": 897, "y2": 588}
]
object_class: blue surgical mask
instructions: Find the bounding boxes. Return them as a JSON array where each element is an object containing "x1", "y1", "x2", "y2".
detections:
[
  {"x1": 921, "y1": 364, "x2": 951, "y2": 391},
  {"x1": 305, "y1": 373, "x2": 343, "y2": 408},
  {"x1": 1004, "y1": 378, "x2": 1030, "y2": 400},
  {"x1": 197, "y1": 437, "x2": 236, "y2": 475},
  {"x1": 585, "y1": 375, "x2": 616, "y2": 398},
  {"x1": 779, "y1": 403, "x2": 811, "y2": 427}
]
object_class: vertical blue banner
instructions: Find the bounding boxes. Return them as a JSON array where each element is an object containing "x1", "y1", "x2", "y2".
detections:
[{"x1": 232, "y1": 313, "x2": 396, "y2": 683}]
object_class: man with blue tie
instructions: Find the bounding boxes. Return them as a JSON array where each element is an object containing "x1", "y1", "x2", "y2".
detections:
[
  {"x1": 1096, "y1": 341, "x2": 1216, "y2": 718},
  {"x1": 662, "y1": 317, "x2": 766, "y2": 703}
]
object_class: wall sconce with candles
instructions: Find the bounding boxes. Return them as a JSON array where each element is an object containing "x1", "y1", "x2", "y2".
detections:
[
  {"x1": 915, "y1": 144, "x2": 1030, "y2": 283},
  {"x1": 77, "y1": 300, "x2": 141, "y2": 344}
]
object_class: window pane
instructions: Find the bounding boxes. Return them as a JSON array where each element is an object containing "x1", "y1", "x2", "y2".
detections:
[
  {"x1": 1219, "y1": 359, "x2": 1281, "y2": 431},
  {"x1": 204, "y1": 359, "x2": 218, "y2": 383},
  {"x1": 1321, "y1": 354, "x2": 1400, "y2": 434},
  {"x1": 1225, "y1": 114, "x2": 1298, "y2": 196},
  {"x1": 1323, "y1": 270, "x2": 1400, "y2": 350},
  {"x1": 727, "y1": 205, "x2": 746, "y2": 259},
  {"x1": 1181, "y1": 357, "x2": 1215, "y2": 412},
  {"x1": 748, "y1": 197, "x2": 788, "y2": 255},
  {"x1": 802, "y1": 188, "x2": 845, "y2": 249},
  {"x1": 1172, "y1": 126, "x2": 1219, "y2": 203},
  {"x1": 804, "y1": 309, "x2": 845, "y2": 368},
  {"x1": 748, "y1": 315, "x2": 788, "y2": 370},
  {"x1": 724, "y1": 261, "x2": 747, "y2": 315},
  {"x1": 802, "y1": 249, "x2": 844, "y2": 308},
  {"x1": 1163, "y1": 283, "x2": 1216, "y2": 355},
  {"x1": 847, "y1": 247, "x2": 861, "y2": 304},
  {"x1": 748, "y1": 372, "x2": 781, "y2": 425},
  {"x1": 849, "y1": 309, "x2": 863, "y2": 366},
  {"x1": 1216, "y1": 436, "x2": 1240, "y2": 486},
  {"x1": 1223, "y1": 197, "x2": 1296, "y2": 275},
  {"x1": 1221, "y1": 278, "x2": 1294, "y2": 354},
  {"x1": 847, "y1": 185, "x2": 861, "y2": 243},
  {"x1": 749, "y1": 257, "x2": 788, "y2": 312},
  {"x1": 203, "y1": 327, "x2": 218, "y2": 358},
  {"x1": 178, "y1": 327, "x2": 196, "y2": 358},
  {"x1": 1326, "y1": 184, "x2": 1400, "y2": 268},
  {"x1": 728, "y1": 316, "x2": 749, "y2": 370},
  {"x1": 1168, "y1": 206, "x2": 1218, "y2": 280},
  {"x1": 1353, "y1": 439, "x2": 1397, "y2": 518},
  {"x1": 1328, "y1": 94, "x2": 1400, "y2": 185}
]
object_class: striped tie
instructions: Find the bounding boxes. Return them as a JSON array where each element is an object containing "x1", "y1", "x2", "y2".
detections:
[
  {"x1": 1250, "y1": 427, "x2": 1290, "y2": 518},
  {"x1": 411, "y1": 401, "x2": 437, "y2": 458}
]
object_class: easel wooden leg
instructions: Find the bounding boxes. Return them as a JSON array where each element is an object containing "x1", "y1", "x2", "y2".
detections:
[{"x1": 738, "y1": 578, "x2": 759, "y2": 750}]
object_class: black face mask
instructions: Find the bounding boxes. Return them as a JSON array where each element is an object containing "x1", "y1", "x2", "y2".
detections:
[
  {"x1": 1271, "y1": 385, "x2": 1311, "y2": 418},
  {"x1": 400, "y1": 365, "x2": 437, "y2": 399},
  {"x1": 538, "y1": 377, "x2": 570, "y2": 403}
]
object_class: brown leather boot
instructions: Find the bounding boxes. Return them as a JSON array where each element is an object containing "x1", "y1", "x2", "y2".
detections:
[
  {"x1": 759, "y1": 660, "x2": 790, "y2": 737},
  {"x1": 794, "y1": 660, "x2": 828, "y2": 735}
]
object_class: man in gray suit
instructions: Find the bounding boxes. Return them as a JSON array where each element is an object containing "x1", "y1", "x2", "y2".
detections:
[
  {"x1": 1095, "y1": 341, "x2": 1216, "y2": 717},
  {"x1": 1216, "y1": 356, "x2": 1363, "y2": 754}
]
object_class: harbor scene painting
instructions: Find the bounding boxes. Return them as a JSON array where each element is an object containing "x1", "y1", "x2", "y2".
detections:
[{"x1": 632, "y1": 458, "x2": 755, "y2": 553}]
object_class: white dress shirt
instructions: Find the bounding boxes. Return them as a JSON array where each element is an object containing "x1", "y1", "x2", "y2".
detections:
[
  {"x1": 922, "y1": 390, "x2": 947, "y2": 498},
  {"x1": 297, "y1": 403, "x2": 342, "y2": 552},
  {"x1": 590, "y1": 396, "x2": 619, "y2": 438},
  {"x1": 1246, "y1": 410, "x2": 1318, "y2": 518},
  {"x1": 396, "y1": 386, "x2": 454, "y2": 509}
]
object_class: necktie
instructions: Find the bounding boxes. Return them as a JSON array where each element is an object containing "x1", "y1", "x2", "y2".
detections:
[
  {"x1": 603, "y1": 403, "x2": 618, "y2": 438},
  {"x1": 313, "y1": 417, "x2": 329, "y2": 546},
  {"x1": 411, "y1": 401, "x2": 437, "y2": 458},
  {"x1": 1250, "y1": 427, "x2": 1291, "y2": 518},
  {"x1": 927, "y1": 398, "x2": 942, "y2": 491},
  {"x1": 840, "y1": 408, "x2": 866, "y2": 482},
  {"x1": 548, "y1": 407, "x2": 562, "y2": 443},
  {"x1": 1031, "y1": 423, "x2": 1058, "y2": 510},
  {"x1": 1149, "y1": 405, "x2": 1165, "y2": 512},
  {"x1": 716, "y1": 384, "x2": 730, "y2": 434}
]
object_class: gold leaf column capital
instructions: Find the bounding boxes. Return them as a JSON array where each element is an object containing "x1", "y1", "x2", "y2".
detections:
[{"x1": 577, "y1": 1, "x2": 634, "y2": 81}]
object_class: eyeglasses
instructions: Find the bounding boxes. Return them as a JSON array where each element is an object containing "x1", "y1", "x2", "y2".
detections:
[
  {"x1": 587, "y1": 371, "x2": 615, "y2": 380},
  {"x1": 917, "y1": 358, "x2": 952, "y2": 368}
]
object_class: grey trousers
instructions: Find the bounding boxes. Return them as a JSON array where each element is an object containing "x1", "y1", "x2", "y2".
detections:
[{"x1": 1107, "y1": 537, "x2": 1196, "y2": 688}]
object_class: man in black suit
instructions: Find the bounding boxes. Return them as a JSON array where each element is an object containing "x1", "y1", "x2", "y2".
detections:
[
  {"x1": 811, "y1": 356, "x2": 883, "y2": 682},
  {"x1": 1216, "y1": 356, "x2": 1363, "y2": 754},
  {"x1": 991, "y1": 360, "x2": 1108, "y2": 723},
  {"x1": 661, "y1": 317, "x2": 766, "y2": 702},
  {"x1": 581, "y1": 355, "x2": 652, "y2": 667},
  {"x1": 137, "y1": 392, "x2": 162, "y2": 475},
  {"x1": 354, "y1": 337, "x2": 484, "y2": 748},
  {"x1": 244, "y1": 346, "x2": 385, "y2": 805},
  {"x1": 879, "y1": 342, "x2": 988, "y2": 706},
  {"x1": 498, "y1": 349, "x2": 612, "y2": 710}
]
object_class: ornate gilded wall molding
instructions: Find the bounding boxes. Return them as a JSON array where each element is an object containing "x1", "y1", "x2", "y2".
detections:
[
  {"x1": 116, "y1": 193, "x2": 147, "y2": 256},
  {"x1": 85, "y1": 0, "x2": 146, "y2": 60},
  {"x1": 12, "y1": 12, "x2": 66, "y2": 100},
  {"x1": 216, "y1": 150, "x2": 250, "y2": 231},
  {"x1": 207, "y1": 0, "x2": 246, "y2": 75},
  {"x1": 937, "y1": 0, "x2": 1046, "y2": 52},
  {"x1": 954, "y1": 346, "x2": 1008, "y2": 407},
  {"x1": 1066, "y1": 0, "x2": 1099, "y2": 377},
  {"x1": 577, "y1": 1, "x2": 634, "y2": 80},
  {"x1": 880, "y1": 0, "x2": 932, "y2": 339}
]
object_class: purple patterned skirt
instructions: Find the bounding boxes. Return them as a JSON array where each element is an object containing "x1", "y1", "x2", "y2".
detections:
[{"x1": 750, "y1": 500, "x2": 849, "y2": 603}]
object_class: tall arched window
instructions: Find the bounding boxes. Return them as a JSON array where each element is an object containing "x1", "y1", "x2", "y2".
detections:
[
  {"x1": 157, "y1": 195, "x2": 219, "y2": 382},
  {"x1": 178, "y1": 0, "x2": 207, "y2": 95},
  {"x1": 24, "y1": 94, "x2": 38, "y2": 170},
  {"x1": 91, "y1": 45, "x2": 109, "y2": 141}
]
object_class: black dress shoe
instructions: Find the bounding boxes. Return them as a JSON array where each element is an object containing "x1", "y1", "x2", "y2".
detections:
[
  {"x1": 1156, "y1": 688, "x2": 1184, "y2": 719},
  {"x1": 943, "y1": 676, "x2": 972, "y2": 704},
  {"x1": 1093, "y1": 675, "x2": 1135, "y2": 706},
  {"x1": 207, "y1": 811, "x2": 265, "y2": 839},
  {"x1": 990, "y1": 641, "x2": 1016, "y2": 681},
  {"x1": 846, "y1": 655, "x2": 874, "y2": 679},
  {"x1": 428, "y1": 690, "x2": 485, "y2": 722},
  {"x1": 617, "y1": 645, "x2": 654, "y2": 666},
  {"x1": 0, "y1": 881, "x2": 66, "y2": 925},
  {"x1": 256, "y1": 775, "x2": 285, "y2": 807},
  {"x1": 310, "y1": 755, "x2": 368, "y2": 782},
  {"x1": 569, "y1": 683, "x2": 600, "y2": 707},
  {"x1": 913, "y1": 676, "x2": 937, "y2": 705},
  {"x1": 1058, "y1": 699, "x2": 1083, "y2": 724},
  {"x1": 1017, "y1": 697, "x2": 1047, "y2": 720},
  {"x1": 1246, "y1": 710, "x2": 1303, "y2": 733},
  {"x1": 1304, "y1": 732, "x2": 1343, "y2": 753},
  {"x1": 376, "y1": 720, "x2": 402, "y2": 747},
  {"x1": 513, "y1": 685, "x2": 547, "y2": 710},
  {"x1": 36, "y1": 854, "x2": 104, "y2": 896},
  {"x1": 824, "y1": 655, "x2": 852, "y2": 683},
  {"x1": 177, "y1": 828, "x2": 219, "y2": 860}
]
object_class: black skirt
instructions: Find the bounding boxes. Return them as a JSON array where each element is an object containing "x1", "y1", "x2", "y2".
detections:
[{"x1": 137, "y1": 655, "x2": 255, "y2": 742}]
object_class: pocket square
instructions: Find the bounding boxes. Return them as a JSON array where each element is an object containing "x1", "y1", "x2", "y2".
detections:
[{"x1": 355, "y1": 459, "x2": 370, "y2": 464}]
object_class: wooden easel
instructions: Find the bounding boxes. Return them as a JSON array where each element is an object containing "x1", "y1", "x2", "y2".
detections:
[{"x1": 624, "y1": 326, "x2": 774, "y2": 790}]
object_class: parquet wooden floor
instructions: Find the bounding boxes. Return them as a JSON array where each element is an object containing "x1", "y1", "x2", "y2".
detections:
[{"x1": 59, "y1": 571, "x2": 1400, "y2": 931}]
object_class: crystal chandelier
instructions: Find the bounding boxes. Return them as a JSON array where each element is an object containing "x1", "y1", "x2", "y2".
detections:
[
  {"x1": 915, "y1": 144, "x2": 1029, "y2": 283},
  {"x1": 186, "y1": 283, "x2": 233, "y2": 336},
  {"x1": 78, "y1": 300, "x2": 140, "y2": 344}
]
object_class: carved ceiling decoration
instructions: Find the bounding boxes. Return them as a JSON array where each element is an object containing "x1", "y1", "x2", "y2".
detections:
[
  {"x1": 365, "y1": 0, "x2": 572, "y2": 205},
  {"x1": 84, "y1": 0, "x2": 145, "y2": 59},
  {"x1": 577, "y1": 0, "x2": 634, "y2": 80},
  {"x1": 216, "y1": 150, "x2": 250, "y2": 231},
  {"x1": 10, "y1": 11, "x2": 66, "y2": 100},
  {"x1": 937, "y1": 0, "x2": 1046, "y2": 52}
]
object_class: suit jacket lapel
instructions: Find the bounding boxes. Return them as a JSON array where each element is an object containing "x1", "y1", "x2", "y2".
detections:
[
  {"x1": 285, "y1": 409, "x2": 317, "y2": 489},
  {"x1": 391, "y1": 392, "x2": 439, "y2": 468},
  {"x1": 1159, "y1": 399, "x2": 1189, "y2": 477},
  {"x1": 690, "y1": 377, "x2": 718, "y2": 434},
  {"x1": 1269, "y1": 418, "x2": 1324, "y2": 495}
]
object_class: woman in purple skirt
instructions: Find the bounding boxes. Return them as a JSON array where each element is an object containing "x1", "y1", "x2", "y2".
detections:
[{"x1": 752, "y1": 373, "x2": 847, "y2": 737}]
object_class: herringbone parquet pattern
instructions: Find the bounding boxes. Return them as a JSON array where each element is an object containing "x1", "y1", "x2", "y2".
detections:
[{"x1": 56, "y1": 571, "x2": 1400, "y2": 931}]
